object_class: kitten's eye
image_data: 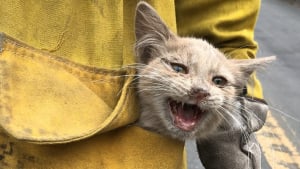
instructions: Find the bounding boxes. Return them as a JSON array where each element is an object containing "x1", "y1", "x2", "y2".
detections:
[
  {"x1": 212, "y1": 76, "x2": 227, "y2": 87},
  {"x1": 170, "y1": 63, "x2": 188, "y2": 74}
]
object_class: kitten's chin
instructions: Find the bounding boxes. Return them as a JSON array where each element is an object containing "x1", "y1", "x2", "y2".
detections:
[{"x1": 168, "y1": 99, "x2": 206, "y2": 132}]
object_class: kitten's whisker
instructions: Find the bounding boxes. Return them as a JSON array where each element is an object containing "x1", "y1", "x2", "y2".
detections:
[
  {"x1": 140, "y1": 77, "x2": 185, "y2": 94},
  {"x1": 222, "y1": 98, "x2": 264, "y2": 121},
  {"x1": 219, "y1": 102, "x2": 252, "y2": 142},
  {"x1": 137, "y1": 90, "x2": 169, "y2": 94},
  {"x1": 147, "y1": 73, "x2": 189, "y2": 93},
  {"x1": 219, "y1": 107, "x2": 249, "y2": 142},
  {"x1": 223, "y1": 100, "x2": 265, "y2": 128},
  {"x1": 132, "y1": 63, "x2": 191, "y2": 93},
  {"x1": 269, "y1": 106, "x2": 300, "y2": 123},
  {"x1": 135, "y1": 81, "x2": 180, "y2": 94},
  {"x1": 118, "y1": 63, "x2": 191, "y2": 96},
  {"x1": 137, "y1": 84, "x2": 176, "y2": 92},
  {"x1": 137, "y1": 86, "x2": 170, "y2": 92},
  {"x1": 214, "y1": 107, "x2": 232, "y2": 127},
  {"x1": 233, "y1": 96, "x2": 300, "y2": 123},
  {"x1": 222, "y1": 100, "x2": 280, "y2": 148},
  {"x1": 218, "y1": 106, "x2": 243, "y2": 130},
  {"x1": 227, "y1": 105, "x2": 251, "y2": 141}
]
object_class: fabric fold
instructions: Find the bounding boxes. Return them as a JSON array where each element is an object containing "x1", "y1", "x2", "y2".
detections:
[{"x1": 0, "y1": 33, "x2": 138, "y2": 143}]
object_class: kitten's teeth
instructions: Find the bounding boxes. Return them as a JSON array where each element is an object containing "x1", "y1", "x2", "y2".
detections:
[{"x1": 181, "y1": 102, "x2": 184, "y2": 108}]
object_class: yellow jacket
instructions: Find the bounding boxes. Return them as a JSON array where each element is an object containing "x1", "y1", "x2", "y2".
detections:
[{"x1": 0, "y1": 0, "x2": 261, "y2": 168}]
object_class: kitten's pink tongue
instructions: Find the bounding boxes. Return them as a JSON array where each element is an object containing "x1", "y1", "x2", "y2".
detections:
[{"x1": 170, "y1": 101, "x2": 202, "y2": 131}]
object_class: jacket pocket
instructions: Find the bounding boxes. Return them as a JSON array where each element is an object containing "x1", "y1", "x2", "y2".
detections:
[{"x1": 0, "y1": 33, "x2": 138, "y2": 144}]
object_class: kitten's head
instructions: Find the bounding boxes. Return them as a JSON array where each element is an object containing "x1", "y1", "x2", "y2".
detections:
[{"x1": 135, "y1": 2, "x2": 275, "y2": 140}]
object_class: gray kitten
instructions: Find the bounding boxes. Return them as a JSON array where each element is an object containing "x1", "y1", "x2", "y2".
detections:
[{"x1": 134, "y1": 2, "x2": 274, "y2": 141}]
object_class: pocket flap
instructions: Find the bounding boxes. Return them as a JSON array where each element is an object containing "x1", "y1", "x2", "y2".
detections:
[{"x1": 0, "y1": 33, "x2": 138, "y2": 144}]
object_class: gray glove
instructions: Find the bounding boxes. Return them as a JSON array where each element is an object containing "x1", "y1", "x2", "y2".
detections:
[{"x1": 197, "y1": 97, "x2": 269, "y2": 169}]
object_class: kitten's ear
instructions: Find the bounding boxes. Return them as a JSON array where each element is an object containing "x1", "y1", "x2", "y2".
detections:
[
  {"x1": 232, "y1": 56, "x2": 276, "y2": 77},
  {"x1": 135, "y1": 1, "x2": 173, "y2": 42},
  {"x1": 135, "y1": 1, "x2": 174, "y2": 63}
]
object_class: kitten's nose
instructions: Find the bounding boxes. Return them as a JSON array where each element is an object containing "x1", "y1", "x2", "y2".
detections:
[{"x1": 189, "y1": 88, "x2": 210, "y2": 101}]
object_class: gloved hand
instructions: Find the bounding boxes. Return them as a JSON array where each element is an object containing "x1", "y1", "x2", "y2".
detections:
[{"x1": 196, "y1": 97, "x2": 269, "y2": 169}]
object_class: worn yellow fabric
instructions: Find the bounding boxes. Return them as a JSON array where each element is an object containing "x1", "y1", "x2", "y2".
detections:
[
  {"x1": 0, "y1": 125, "x2": 185, "y2": 169},
  {"x1": 0, "y1": 0, "x2": 186, "y2": 168},
  {"x1": 0, "y1": 34, "x2": 133, "y2": 142},
  {"x1": 0, "y1": 0, "x2": 261, "y2": 168}
]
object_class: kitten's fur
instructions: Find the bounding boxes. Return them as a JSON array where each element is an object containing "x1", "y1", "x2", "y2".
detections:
[{"x1": 135, "y1": 2, "x2": 274, "y2": 141}]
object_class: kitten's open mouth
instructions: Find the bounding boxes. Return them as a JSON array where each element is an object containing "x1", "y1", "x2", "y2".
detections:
[{"x1": 169, "y1": 99, "x2": 205, "y2": 131}]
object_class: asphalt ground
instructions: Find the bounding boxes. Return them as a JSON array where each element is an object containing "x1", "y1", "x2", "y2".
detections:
[{"x1": 186, "y1": 0, "x2": 300, "y2": 168}]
